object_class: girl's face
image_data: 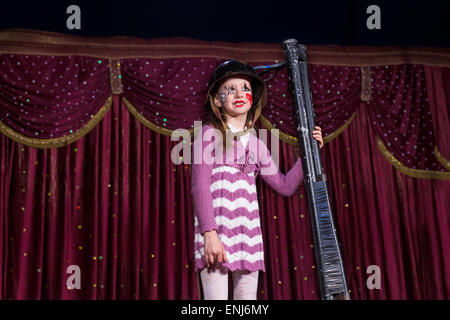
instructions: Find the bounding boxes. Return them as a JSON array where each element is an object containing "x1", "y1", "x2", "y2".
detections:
[{"x1": 213, "y1": 76, "x2": 253, "y2": 119}]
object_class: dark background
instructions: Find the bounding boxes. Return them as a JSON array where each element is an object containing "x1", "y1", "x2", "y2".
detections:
[{"x1": 0, "y1": 0, "x2": 449, "y2": 45}]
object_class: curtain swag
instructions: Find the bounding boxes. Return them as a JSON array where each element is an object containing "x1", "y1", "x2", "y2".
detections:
[{"x1": 0, "y1": 29, "x2": 449, "y2": 180}]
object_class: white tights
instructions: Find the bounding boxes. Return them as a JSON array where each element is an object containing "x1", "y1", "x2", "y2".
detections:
[{"x1": 199, "y1": 265, "x2": 259, "y2": 300}]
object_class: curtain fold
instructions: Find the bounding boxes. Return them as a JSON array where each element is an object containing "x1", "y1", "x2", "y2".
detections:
[
  {"x1": 424, "y1": 66, "x2": 450, "y2": 164},
  {"x1": 2, "y1": 53, "x2": 448, "y2": 180},
  {"x1": 0, "y1": 53, "x2": 112, "y2": 147},
  {"x1": 0, "y1": 32, "x2": 449, "y2": 299},
  {"x1": 0, "y1": 95, "x2": 200, "y2": 299},
  {"x1": 322, "y1": 102, "x2": 450, "y2": 299}
]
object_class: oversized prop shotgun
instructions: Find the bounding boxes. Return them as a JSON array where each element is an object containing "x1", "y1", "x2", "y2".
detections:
[{"x1": 282, "y1": 39, "x2": 349, "y2": 300}]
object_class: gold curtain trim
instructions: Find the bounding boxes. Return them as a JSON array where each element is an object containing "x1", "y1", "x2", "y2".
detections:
[
  {"x1": 0, "y1": 96, "x2": 113, "y2": 148},
  {"x1": 1, "y1": 29, "x2": 450, "y2": 67},
  {"x1": 122, "y1": 96, "x2": 356, "y2": 145},
  {"x1": 434, "y1": 146, "x2": 450, "y2": 171},
  {"x1": 258, "y1": 112, "x2": 356, "y2": 147},
  {"x1": 377, "y1": 137, "x2": 450, "y2": 180},
  {"x1": 122, "y1": 96, "x2": 195, "y2": 137}
]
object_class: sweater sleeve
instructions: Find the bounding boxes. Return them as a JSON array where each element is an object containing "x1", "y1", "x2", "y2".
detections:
[
  {"x1": 190, "y1": 125, "x2": 218, "y2": 234},
  {"x1": 258, "y1": 139, "x2": 304, "y2": 197}
]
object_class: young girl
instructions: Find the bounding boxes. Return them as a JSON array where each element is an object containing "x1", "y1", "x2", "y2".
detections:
[{"x1": 191, "y1": 60, "x2": 323, "y2": 300}]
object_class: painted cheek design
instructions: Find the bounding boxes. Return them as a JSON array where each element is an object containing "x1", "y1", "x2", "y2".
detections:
[{"x1": 246, "y1": 93, "x2": 252, "y2": 105}]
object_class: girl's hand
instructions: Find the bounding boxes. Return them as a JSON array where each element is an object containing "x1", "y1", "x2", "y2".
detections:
[
  {"x1": 203, "y1": 230, "x2": 227, "y2": 268},
  {"x1": 312, "y1": 126, "x2": 324, "y2": 149}
]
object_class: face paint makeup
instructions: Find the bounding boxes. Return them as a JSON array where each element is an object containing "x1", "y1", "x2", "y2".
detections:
[
  {"x1": 218, "y1": 80, "x2": 252, "y2": 107},
  {"x1": 246, "y1": 93, "x2": 252, "y2": 105},
  {"x1": 227, "y1": 86, "x2": 235, "y2": 96}
]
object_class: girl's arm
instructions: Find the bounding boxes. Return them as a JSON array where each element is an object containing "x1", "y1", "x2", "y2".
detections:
[
  {"x1": 258, "y1": 139, "x2": 304, "y2": 197},
  {"x1": 191, "y1": 125, "x2": 218, "y2": 234}
]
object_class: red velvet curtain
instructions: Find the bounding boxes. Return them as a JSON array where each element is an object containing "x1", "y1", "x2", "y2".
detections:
[
  {"x1": 0, "y1": 95, "x2": 199, "y2": 299},
  {"x1": 0, "y1": 39, "x2": 449, "y2": 299},
  {"x1": 323, "y1": 103, "x2": 450, "y2": 299}
]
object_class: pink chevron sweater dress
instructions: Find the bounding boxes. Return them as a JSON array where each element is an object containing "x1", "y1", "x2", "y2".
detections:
[{"x1": 191, "y1": 124, "x2": 303, "y2": 272}]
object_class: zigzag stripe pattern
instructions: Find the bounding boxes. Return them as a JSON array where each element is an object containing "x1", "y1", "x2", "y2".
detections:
[
  {"x1": 194, "y1": 217, "x2": 262, "y2": 238},
  {"x1": 195, "y1": 233, "x2": 263, "y2": 247},
  {"x1": 211, "y1": 171, "x2": 257, "y2": 183},
  {"x1": 212, "y1": 165, "x2": 255, "y2": 176},
  {"x1": 193, "y1": 147, "x2": 266, "y2": 272},
  {"x1": 212, "y1": 197, "x2": 259, "y2": 212},
  {"x1": 212, "y1": 189, "x2": 258, "y2": 202},
  {"x1": 195, "y1": 249, "x2": 264, "y2": 264},
  {"x1": 194, "y1": 259, "x2": 265, "y2": 273},
  {"x1": 210, "y1": 179, "x2": 257, "y2": 194},
  {"x1": 194, "y1": 242, "x2": 264, "y2": 256},
  {"x1": 195, "y1": 214, "x2": 261, "y2": 230}
]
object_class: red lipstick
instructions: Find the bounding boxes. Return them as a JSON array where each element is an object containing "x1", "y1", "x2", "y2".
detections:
[{"x1": 234, "y1": 100, "x2": 245, "y2": 107}]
